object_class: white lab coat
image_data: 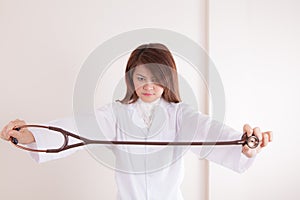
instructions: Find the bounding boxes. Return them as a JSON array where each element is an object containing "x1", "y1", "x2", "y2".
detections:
[{"x1": 29, "y1": 99, "x2": 255, "y2": 200}]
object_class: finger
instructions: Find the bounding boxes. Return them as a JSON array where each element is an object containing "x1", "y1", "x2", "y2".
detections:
[
  {"x1": 6, "y1": 121, "x2": 16, "y2": 133},
  {"x1": 242, "y1": 143, "x2": 249, "y2": 154},
  {"x1": 242, "y1": 144, "x2": 260, "y2": 158},
  {"x1": 260, "y1": 133, "x2": 269, "y2": 147},
  {"x1": 265, "y1": 131, "x2": 273, "y2": 142},
  {"x1": 2, "y1": 119, "x2": 25, "y2": 140},
  {"x1": 7, "y1": 119, "x2": 26, "y2": 131},
  {"x1": 8, "y1": 129, "x2": 21, "y2": 139},
  {"x1": 4, "y1": 123, "x2": 16, "y2": 140},
  {"x1": 12, "y1": 119, "x2": 26, "y2": 128},
  {"x1": 0, "y1": 124, "x2": 9, "y2": 140},
  {"x1": 242, "y1": 144, "x2": 249, "y2": 157},
  {"x1": 243, "y1": 124, "x2": 253, "y2": 137},
  {"x1": 253, "y1": 127, "x2": 263, "y2": 141}
]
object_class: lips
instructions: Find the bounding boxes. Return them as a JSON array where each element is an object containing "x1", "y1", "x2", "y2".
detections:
[{"x1": 142, "y1": 93, "x2": 153, "y2": 96}]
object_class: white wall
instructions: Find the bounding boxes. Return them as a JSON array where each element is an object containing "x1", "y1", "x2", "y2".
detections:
[
  {"x1": 0, "y1": 0, "x2": 209, "y2": 199},
  {"x1": 209, "y1": 0, "x2": 300, "y2": 199}
]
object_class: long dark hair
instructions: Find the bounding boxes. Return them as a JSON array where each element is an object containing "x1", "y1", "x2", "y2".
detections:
[{"x1": 119, "y1": 43, "x2": 181, "y2": 104}]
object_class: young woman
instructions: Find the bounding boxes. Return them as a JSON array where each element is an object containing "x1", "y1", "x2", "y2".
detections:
[{"x1": 0, "y1": 43, "x2": 272, "y2": 200}]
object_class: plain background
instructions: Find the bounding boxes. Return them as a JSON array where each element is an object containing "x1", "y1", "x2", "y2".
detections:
[
  {"x1": 209, "y1": 0, "x2": 300, "y2": 200},
  {"x1": 1, "y1": 0, "x2": 300, "y2": 200}
]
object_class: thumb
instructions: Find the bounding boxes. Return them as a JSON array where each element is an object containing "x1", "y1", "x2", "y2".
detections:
[{"x1": 8, "y1": 130, "x2": 21, "y2": 140}]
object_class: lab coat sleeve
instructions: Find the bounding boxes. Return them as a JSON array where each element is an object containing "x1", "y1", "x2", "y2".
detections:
[
  {"x1": 196, "y1": 121, "x2": 256, "y2": 173},
  {"x1": 177, "y1": 103, "x2": 255, "y2": 173},
  {"x1": 29, "y1": 104, "x2": 116, "y2": 163}
]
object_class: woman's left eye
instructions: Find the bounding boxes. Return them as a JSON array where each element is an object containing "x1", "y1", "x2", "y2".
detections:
[{"x1": 151, "y1": 78, "x2": 157, "y2": 83}]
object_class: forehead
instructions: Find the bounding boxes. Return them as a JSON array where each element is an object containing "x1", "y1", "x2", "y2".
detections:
[{"x1": 133, "y1": 65, "x2": 153, "y2": 76}]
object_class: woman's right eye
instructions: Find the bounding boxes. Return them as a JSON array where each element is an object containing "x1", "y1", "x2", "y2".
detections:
[{"x1": 137, "y1": 76, "x2": 145, "y2": 81}]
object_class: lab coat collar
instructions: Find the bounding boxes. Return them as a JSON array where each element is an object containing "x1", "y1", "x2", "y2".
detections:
[
  {"x1": 129, "y1": 98, "x2": 171, "y2": 131},
  {"x1": 127, "y1": 98, "x2": 171, "y2": 110}
]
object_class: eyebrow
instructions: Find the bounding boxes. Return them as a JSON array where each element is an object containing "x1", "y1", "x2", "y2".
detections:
[
  {"x1": 135, "y1": 73, "x2": 150, "y2": 79},
  {"x1": 135, "y1": 73, "x2": 146, "y2": 77}
]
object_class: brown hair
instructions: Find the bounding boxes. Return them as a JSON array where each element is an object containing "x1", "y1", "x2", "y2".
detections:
[{"x1": 119, "y1": 43, "x2": 181, "y2": 104}]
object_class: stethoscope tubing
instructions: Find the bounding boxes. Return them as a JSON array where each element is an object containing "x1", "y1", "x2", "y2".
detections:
[{"x1": 10, "y1": 125, "x2": 260, "y2": 153}]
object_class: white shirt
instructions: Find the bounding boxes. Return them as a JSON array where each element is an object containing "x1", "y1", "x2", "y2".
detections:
[
  {"x1": 30, "y1": 99, "x2": 255, "y2": 200},
  {"x1": 136, "y1": 98, "x2": 161, "y2": 128}
]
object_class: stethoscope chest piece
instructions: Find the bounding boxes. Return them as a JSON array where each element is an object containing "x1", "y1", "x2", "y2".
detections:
[{"x1": 246, "y1": 135, "x2": 260, "y2": 149}]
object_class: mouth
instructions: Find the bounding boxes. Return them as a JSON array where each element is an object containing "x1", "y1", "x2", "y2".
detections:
[{"x1": 142, "y1": 93, "x2": 153, "y2": 96}]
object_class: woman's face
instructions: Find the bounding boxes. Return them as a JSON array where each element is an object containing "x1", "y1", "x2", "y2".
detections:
[{"x1": 132, "y1": 65, "x2": 164, "y2": 103}]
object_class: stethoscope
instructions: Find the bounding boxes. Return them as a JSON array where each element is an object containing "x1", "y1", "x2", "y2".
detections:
[{"x1": 10, "y1": 125, "x2": 260, "y2": 153}]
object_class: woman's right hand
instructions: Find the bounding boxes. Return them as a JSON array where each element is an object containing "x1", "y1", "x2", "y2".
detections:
[{"x1": 0, "y1": 119, "x2": 35, "y2": 144}]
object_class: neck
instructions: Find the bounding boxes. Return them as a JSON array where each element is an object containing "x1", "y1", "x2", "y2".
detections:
[{"x1": 138, "y1": 98, "x2": 161, "y2": 105}]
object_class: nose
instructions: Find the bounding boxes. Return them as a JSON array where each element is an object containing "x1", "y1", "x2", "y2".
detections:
[{"x1": 143, "y1": 82, "x2": 154, "y2": 90}]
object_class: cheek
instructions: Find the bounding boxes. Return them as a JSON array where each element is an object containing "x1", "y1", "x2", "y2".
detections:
[
  {"x1": 156, "y1": 86, "x2": 164, "y2": 95},
  {"x1": 133, "y1": 83, "x2": 143, "y2": 94},
  {"x1": 134, "y1": 85, "x2": 143, "y2": 92},
  {"x1": 135, "y1": 87, "x2": 142, "y2": 94},
  {"x1": 133, "y1": 80, "x2": 142, "y2": 90}
]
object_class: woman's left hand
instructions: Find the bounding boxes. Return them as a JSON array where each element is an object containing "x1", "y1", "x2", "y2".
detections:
[{"x1": 242, "y1": 124, "x2": 273, "y2": 158}]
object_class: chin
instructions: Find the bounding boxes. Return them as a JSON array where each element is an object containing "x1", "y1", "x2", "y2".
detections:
[{"x1": 140, "y1": 97, "x2": 157, "y2": 103}]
